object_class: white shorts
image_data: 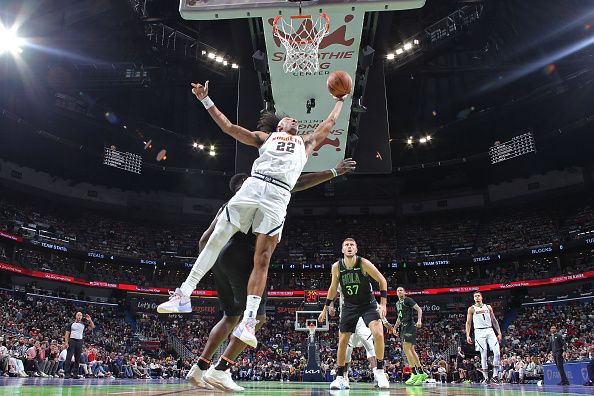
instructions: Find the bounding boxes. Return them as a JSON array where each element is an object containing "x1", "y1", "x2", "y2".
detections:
[
  {"x1": 474, "y1": 328, "x2": 499, "y2": 353},
  {"x1": 349, "y1": 318, "x2": 375, "y2": 358},
  {"x1": 225, "y1": 177, "x2": 291, "y2": 241}
]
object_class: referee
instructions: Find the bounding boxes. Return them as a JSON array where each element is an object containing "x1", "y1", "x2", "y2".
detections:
[{"x1": 64, "y1": 312, "x2": 94, "y2": 379}]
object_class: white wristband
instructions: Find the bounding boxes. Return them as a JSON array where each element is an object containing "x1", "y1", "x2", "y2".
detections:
[
  {"x1": 330, "y1": 168, "x2": 338, "y2": 178},
  {"x1": 200, "y1": 96, "x2": 214, "y2": 109}
]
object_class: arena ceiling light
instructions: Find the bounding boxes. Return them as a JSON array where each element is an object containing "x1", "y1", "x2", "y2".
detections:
[
  {"x1": 202, "y1": 50, "x2": 238, "y2": 68},
  {"x1": 388, "y1": 40, "x2": 420, "y2": 60},
  {"x1": 386, "y1": 4, "x2": 484, "y2": 66},
  {"x1": 0, "y1": 23, "x2": 25, "y2": 55}
]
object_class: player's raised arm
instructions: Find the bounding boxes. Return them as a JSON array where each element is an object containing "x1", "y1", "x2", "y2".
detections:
[
  {"x1": 191, "y1": 81, "x2": 268, "y2": 148},
  {"x1": 292, "y1": 158, "x2": 356, "y2": 192},
  {"x1": 360, "y1": 258, "x2": 388, "y2": 319},
  {"x1": 318, "y1": 262, "x2": 340, "y2": 323},
  {"x1": 466, "y1": 306, "x2": 474, "y2": 344},
  {"x1": 303, "y1": 96, "x2": 346, "y2": 157}
]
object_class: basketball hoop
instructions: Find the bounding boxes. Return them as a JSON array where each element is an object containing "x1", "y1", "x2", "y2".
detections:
[{"x1": 272, "y1": 13, "x2": 330, "y2": 74}]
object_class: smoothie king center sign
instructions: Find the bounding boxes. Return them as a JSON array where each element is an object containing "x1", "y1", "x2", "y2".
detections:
[{"x1": 263, "y1": 11, "x2": 364, "y2": 172}]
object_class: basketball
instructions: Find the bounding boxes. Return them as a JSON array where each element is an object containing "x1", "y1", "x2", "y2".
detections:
[{"x1": 327, "y1": 70, "x2": 352, "y2": 98}]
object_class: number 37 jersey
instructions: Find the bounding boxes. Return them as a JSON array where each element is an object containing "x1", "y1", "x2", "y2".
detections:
[
  {"x1": 338, "y1": 257, "x2": 376, "y2": 306},
  {"x1": 251, "y1": 132, "x2": 307, "y2": 190}
]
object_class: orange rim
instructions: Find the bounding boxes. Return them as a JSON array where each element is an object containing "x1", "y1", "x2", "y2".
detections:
[{"x1": 272, "y1": 13, "x2": 330, "y2": 45}]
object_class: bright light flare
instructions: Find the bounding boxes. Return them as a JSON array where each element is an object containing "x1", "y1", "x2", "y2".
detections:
[{"x1": 0, "y1": 24, "x2": 25, "y2": 55}]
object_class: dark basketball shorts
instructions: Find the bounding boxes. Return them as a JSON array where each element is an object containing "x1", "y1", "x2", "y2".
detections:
[
  {"x1": 211, "y1": 239, "x2": 267, "y2": 317},
  {"x1": 400, "y1": 322, "x2": 417, "y2": 345},
  {"x1": 339, "y1": 301, "x2": 380, "y2": 333}
]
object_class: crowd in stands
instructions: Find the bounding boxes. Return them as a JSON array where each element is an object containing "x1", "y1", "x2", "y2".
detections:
[
  {"x1": 1, "y1": 190, "x2": 594, "y2": 268},
  {"x1": 504, "y1": 302, "x2": 593, "y2": 363},
  {"x1": 0, "y1": 290, "x2": 194, "y2": 379},
  {"x1": 1, "y1": 285, "x2": 592, "y2": 385},
  {"x1": 1, "y1": 188, "x2": 594, "y2": 294}
]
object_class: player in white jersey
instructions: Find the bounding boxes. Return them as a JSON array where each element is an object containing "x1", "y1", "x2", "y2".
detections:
[
  {"x1": 158, "y1": 79, "x2": 348, "y2": 349},
  {"x1": 328, "y1": 285, "x2": 377, "y2": 388},
  {"x1": 465, "y1": 291, "x2": 502, "y2": 385}
]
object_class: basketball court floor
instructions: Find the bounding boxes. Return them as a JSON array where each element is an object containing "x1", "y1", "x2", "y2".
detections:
[{"x1": 0, "y1": 378, "x2": 592, "y2": 396}]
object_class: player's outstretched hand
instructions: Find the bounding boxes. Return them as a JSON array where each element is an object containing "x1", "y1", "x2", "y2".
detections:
[
  {"x1": 191, "y1": 81, "x2": 209, "y2": 100},
  {"x1": 331, "y1": 93, "x2": 349, "y2": 102},
  {"x1": 497, "y1": 333, "x2": 502, "y2": 342},
  {"x1": 416, "y1": 320, "x2": 422, "y2": 328},
  {"x1": 466, "y1": 335, "x2": 473, "y2": 345},
  {"x1": 85, "y1": 314, "x2": 92, "y2": 321},
  {"x1": 318, "y1": 310, "x2": 327, "y2": 323},
  {"x1": 336, "y1": 158, "x2": 356, "y2": 175}
]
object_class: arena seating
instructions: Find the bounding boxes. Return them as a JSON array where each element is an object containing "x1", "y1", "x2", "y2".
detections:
[{"x1": 2, "y1": 190, "x2": 594, "y2": 267}]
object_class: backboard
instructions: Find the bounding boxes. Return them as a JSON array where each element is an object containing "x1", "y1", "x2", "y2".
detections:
[
  {"x1": 181, "y1": 0, "x2": 423, "y2": 172},
  {"x1": 295, "y1": 311, "x2": 329, "y2": 332},
  {"x1": 180, "y1": 1, "x2": 426, "y2": 20}
]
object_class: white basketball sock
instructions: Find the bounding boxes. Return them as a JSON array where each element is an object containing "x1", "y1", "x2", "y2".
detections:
[{"x1": 243, "y1": 295, "x2": 262, "y2": 320}]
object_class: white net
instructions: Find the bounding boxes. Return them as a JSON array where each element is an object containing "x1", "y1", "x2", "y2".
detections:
[
  {"x1": 272, "y1": 13, "x2": 330, "y2": 74},
  {"x1": 307, "y1": 323, "x2": 317, "y2": 342}
]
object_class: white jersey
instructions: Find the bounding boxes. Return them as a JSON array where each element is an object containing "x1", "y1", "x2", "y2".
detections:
[
  {"x1": 471, "y1": 304, "x2": 501, "y2": 369},
  {"x1": 251, "y1": 132, "x2": 307, "y2": 190},
  {"x1": 472, "y1": 304, "x2": 493, "y2": 330}
]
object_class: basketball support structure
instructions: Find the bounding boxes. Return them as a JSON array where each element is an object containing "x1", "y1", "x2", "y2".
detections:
[{"x1": 303, "y1": 325, "x2": 324, "y2": 382}]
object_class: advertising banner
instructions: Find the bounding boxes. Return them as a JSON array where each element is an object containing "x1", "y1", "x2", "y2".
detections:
[{"x1": 0, "y1": 231, "x2": 23, "y2": 243}]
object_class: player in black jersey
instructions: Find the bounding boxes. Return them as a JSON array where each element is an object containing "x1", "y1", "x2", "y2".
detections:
[
  {"x1": 186, "y1": 159, "x2": 356, "y2": 391},
  {"x1": 318, "y1": 238, "x2": 390, "y2": 389},
  {"x1": 393, "y1": 286, "x2": 427, "y2": 385}
]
